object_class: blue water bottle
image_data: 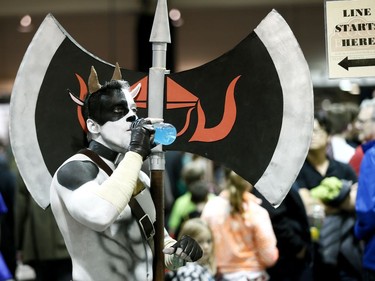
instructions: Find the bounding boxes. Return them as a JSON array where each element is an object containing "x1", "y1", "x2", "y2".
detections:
[{"x1": 153, "y1": 123, "x2": 177, "y2": 145}]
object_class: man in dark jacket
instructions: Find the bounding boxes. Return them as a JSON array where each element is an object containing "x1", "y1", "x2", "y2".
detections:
[
  {"x1": 253, "y1": 183, "x2": 313, "y2": 281},
  {"x1": 296, "y1": 111, "x2": 360, "y2": 281}
]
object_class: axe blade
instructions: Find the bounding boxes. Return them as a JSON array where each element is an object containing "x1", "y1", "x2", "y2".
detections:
[
  {"x1": 9, "y1": 14, "x2": 147, "y2": 209},
  {"x1": 253, "y1": 10, "x2": 313, "y2": 206},
  {"x1": 10, "y1": 10, "x2": 313, "y2": 209},
  {"x1": 164, "y1": 10, "x2": 313, "y2": 207}
]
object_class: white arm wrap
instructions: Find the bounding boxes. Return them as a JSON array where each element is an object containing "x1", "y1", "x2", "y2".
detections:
[{"x1": 91, "y1": 151, "x2": 143, "y2": 213}]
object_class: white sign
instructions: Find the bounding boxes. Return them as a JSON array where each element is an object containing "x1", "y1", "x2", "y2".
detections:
[{"x1": 326, "y1": 0, "x2": 375, "y2": 78}]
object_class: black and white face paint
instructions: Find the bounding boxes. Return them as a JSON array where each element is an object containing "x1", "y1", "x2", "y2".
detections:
[
  {"x1": 98, "y1": 88, "x2": 137, "y2": 124},
  {"x1": 85, "y1": 80, "x2": 137, "y2": 125},
  {"x1": 87, "y1": 82, "x2": 139, "y2": 153}
]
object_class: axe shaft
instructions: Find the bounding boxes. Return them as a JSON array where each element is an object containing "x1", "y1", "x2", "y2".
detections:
[
  {"x1": 150, "y1": 169, "x2": 165, "y2": 280},
  {"x1": 148, "y1": 69, "x2": 167, "y2": 281},
  {"x1": 148, "y1": 1, "x2": 170, "y2": 280},
  {"x1": 148, "y1": 74, "x2": 167, "y2": 276}
]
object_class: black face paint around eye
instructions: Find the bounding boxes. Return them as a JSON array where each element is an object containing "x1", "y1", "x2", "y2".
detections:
[{"x1": 96, "y1": 90, "x2": 130, "y2": 124}]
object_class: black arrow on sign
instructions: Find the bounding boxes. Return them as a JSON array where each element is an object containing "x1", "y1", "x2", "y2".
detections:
[{"x1": 339, "y1": 56, "x2": 375, "y2": 70}]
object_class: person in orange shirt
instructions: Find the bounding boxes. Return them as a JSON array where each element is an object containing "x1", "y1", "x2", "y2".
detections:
[{"x1": 201, "y1": 169, "x2": 278, "y2": 281}]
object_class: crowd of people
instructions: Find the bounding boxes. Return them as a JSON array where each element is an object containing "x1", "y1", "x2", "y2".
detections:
[
  {"x1": 164, "y1": 98, "x2": 375, "y2": 281},
  {"x1": 1, "y1": 73, "x2": 375, "y2": 281},
  {"x1": 164, "y1": 97, "x2": 375, "y2": 280}
]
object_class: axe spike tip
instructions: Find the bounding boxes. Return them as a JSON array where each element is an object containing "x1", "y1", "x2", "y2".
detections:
[{"x1": 149, "y1": 0, "x2": 171, "y2": 43}]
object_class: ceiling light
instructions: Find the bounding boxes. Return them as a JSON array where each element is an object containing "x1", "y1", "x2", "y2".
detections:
[{"x1": 18, "y1": 14, "x2": 34, "y2": 33}]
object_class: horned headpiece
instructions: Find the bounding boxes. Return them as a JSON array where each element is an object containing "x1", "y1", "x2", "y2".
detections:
[
  {"x1": 69, "y1": 62, "x2": 141, "y2": 106},
  {"x1": 88, "y1": 62, "x2": 122, "y2": 94}
]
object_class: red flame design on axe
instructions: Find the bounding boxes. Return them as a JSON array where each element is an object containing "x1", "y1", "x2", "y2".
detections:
[
  {"x1": 166, "y1": 75, "x2": 240, "y2": 142},
  {"x1": 75, "y1": 74, "x2": 239, "y2": 143}
]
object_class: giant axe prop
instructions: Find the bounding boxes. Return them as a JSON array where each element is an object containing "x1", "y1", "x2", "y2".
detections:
[{"x1": 10, "y1": 0, "x2": 313, "y2": 279}]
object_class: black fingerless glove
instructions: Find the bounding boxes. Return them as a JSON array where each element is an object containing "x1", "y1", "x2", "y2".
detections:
[
  {"x1": 128, "y1": 118, "x2": 155, "y2": 160},
  {"x1": 173, "y1": 235, "x2": 203, "y2": 262}
]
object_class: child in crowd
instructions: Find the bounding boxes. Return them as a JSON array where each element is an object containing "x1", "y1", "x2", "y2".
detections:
[{"x1": 165, "y1": 218, "x2": 216, "y2": 281}]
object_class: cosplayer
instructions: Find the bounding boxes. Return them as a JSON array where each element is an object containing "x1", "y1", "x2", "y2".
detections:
[{"x1": 49, "y1": 64, "x2": 202, "y2": 281}]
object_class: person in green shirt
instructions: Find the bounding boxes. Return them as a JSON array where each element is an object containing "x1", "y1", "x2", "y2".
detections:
[{"x1": 168, "y1": 180, "x2": 215, "y2": 238}]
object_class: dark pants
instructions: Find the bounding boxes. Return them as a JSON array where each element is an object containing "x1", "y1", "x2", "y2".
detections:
[
  {"x1": 267, "y1": 257, "x2": 313, "y2": 281},
  {"x1": 363, "y1": 268, "x2": 375, "y2": 281},
  {"x1": 29, "y1": 259, "x2": 72, "y2": 281}
]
